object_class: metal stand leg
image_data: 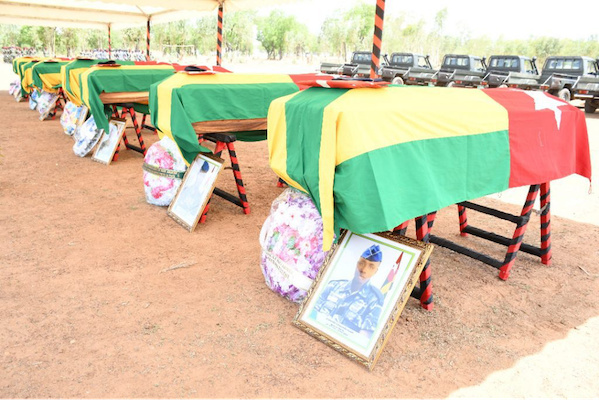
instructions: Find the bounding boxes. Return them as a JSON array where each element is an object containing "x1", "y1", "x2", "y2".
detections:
[
  {"x1": 498, "y1": 184, "x2": 540, "y2": 280},
  {"x1": 458, "y1": 204, "x2": 469, "y2": 236},
  {"x1": 393, "y1": 221, "x2": 410, "y2": 236},
  {"x1": 414, "y1": 213, "x2": 434, "y2": 310},
  {"x1": 540, "y1": 182, "x2": 552, "y2": 266}
]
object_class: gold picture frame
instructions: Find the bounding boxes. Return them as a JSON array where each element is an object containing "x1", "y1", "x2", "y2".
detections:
[
  {"x1": 293, "y1": 230, "x2": 433, "y2": 371},
  {"x1": 91, "y1": 118, "x2": 126, "y2": 165},
  {"x1": 167, "y1": 152, "x2": 224, "y2": 232}
]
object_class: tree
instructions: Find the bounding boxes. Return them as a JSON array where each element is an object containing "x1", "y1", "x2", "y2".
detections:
[
  {"x1": 318, "y1": 3, "x2": 374, "y2": 59},
  {"x1": 224, "y1": 11, "x2": 256, "y2": 56},
  {"x1": 256, "y1": 10, "x2": 297, "y2": 59}
]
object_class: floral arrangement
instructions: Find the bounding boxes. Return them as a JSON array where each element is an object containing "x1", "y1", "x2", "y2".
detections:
[
  {"x1": 37, "y1": 91, "x2": 58, "y2": 119},
  {"x1": 8, "y1": 79, "x2": 19, "y2": 96},
  {"x1": 60, "y1": 102, "x2": 88, "y2": 136},
  {"x1": 28, "y1": 89, "x2": 40, "y2": 110},
  {"x1": 259, "y1": 187, "x2": 331, "y2": 303},
  {"x1": 142, "y1": 137, "x2": 187, "y2": 206},
  {"x1": 72, "y1": 115, "x2": 103, "y2": 157}
]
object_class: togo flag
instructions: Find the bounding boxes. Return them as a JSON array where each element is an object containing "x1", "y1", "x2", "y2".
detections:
[
  {"x1": 150, "y1": 73, "x2": 299, "y2": 165},
  {"x1": 268, "y1": 86, "x2": 591, "y2": 251}
]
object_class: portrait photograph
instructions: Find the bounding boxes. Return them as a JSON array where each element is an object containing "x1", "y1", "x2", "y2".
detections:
[
  {"x1": 92, "y1": 118, "x2": 126, "y2": 165},
  {"x1": 60, "y1": 102, "x2": 89, "y2": 137},
  {"x1": 167, "y1": 153, "x2": 224, "y2": 232},
  {"x1": 294, "y1": 230, "x2": 433, "y2": 370},
  {"x1": 37, "y1": 92, "x2": 59, "y2": 121}
]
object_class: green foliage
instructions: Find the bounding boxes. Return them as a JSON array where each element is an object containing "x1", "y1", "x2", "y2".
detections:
[
  {"x1": 319, "y1": 3, "x2": 375, "y2": 59},
  {"x1": 223, "y1": 11, "x2": 256, "y2": 55},
  {"x1": 1, "y1": 6, "x2": 598, "y2": 65},
  {"x1": 256, "y1": 10, "x2": 301, "y2": 59}
]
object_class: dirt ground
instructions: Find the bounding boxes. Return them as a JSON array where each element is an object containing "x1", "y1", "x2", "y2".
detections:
[{"x1": 1, "y1": 64, "x2": 599, "y2": 398}]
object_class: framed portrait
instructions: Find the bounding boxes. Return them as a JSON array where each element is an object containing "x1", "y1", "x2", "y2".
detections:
[
  {"x1": 38, "y1": 92, "x2": 59, "y2": 121},
  {"x1": 73, "y1": 115, "x2": 103, "y2": 158},
  {"x1": 91, "y1": 118, "x2": 126, "y2": 165},
  {"x1": 293, "y1": 230, "x2": 433, "y2": 371},
  {"x1": 60, "y1": 102, "x2": 89, "y2": 137},
  {"x1": 167, "y1": 153, "x2": 224, "y2": 232}
]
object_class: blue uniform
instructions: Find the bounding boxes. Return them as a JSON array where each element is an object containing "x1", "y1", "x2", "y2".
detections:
[{"x1": 314, "y1": 279, "x2": 384, "y2": 334}]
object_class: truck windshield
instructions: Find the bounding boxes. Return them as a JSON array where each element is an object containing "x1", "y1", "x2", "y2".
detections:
[
  {"x1": 353, "y1": 53, "x2": 371, "y2": 63},
  {"x1": 584, "y1": 60, "x2": 598, "y2": 75},
  {"x1": 546, "y1": 58, "x2": 582, "y2": 70},
  {"x1": 443, "y1": 56, "x2": 469, "y2": 67},
  {"x1": 490, "y1": 57, "x2": 519, "y2": 69},
  {"x1": 392, "y1": 54, "x2": 413, "y2": 65}
]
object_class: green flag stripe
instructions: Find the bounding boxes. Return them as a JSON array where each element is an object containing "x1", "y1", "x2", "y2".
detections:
[
  {"x1": 164, "y1": 82, "x2": 298, "y2": 164},
  {"x1": 332, "y1": 131, "x2": 511, "y2": 234},
  {"x1": 284, "y1": 87, "x2": 349, "y2": 213},
  {"x1": 63, "y1": 60, "x2": 135, "y2": 100},
  {"x1": 32, "y1": 62, "x2": 69, "y2": 91},
  {"x1": 82, "y1": 67, "x2": 173, "y2": 134}
]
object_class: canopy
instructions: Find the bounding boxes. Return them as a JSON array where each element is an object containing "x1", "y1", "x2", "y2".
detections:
[{"x1": 0, "y1": 0, "x2": 287, "y2": 30}]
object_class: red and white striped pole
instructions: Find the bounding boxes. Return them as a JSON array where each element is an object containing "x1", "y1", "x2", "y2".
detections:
[
  {"x1": 216, "y1": 3, "x2": 223, "y2": 66},
  {"x1": 108, "y1": 24, "x2": 112, "y2": 59},
  {"x1": 370, "y1": 0, "x2": 385, "y2": 78},
  {"x1": 146, "y1": 19, "x2": 151, "y2": 61}
]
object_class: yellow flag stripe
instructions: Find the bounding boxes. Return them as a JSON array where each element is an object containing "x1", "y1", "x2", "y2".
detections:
[
  {"x1": 332, "y1": 86, "x2": 509, "y2": 164},
  {"x1": 79, "y1": 64, "x2": 174, "y2": 106},
  {"x1": 67, "y1": 67, "x2": 91, "y2": 105},
  {"x1": 38, "y1": 72, "x2": 61, "y2": 92},
  {"x1": 155, "y1": 73, "x2": 295, "y2": 163}
]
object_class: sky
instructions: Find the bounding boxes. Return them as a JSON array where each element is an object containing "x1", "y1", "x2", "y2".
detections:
[{"x1": 259, "y1": 0, "x2": 599, "y2": 41}]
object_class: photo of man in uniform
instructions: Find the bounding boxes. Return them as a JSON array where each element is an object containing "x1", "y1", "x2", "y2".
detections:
[{"x1": 313, "y1": 244, "x2": 384, "y2": 339}]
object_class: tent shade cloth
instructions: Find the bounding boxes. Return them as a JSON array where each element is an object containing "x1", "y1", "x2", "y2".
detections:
[
  {"x1": 79, "y1": 64, "x2": 175, "y2": 134},
  {"x1": 0, "y1": 0, "x2": 301, "y2": 29},
  {"x1": 31, "y1": 60, "x2": 72, "y2": 93},
  {"x1": 267, "y1": 86, "x2": 592, "y2": 250},
  {"x1": 0, "y1": 0, "x2": 210, "y2": 29}
]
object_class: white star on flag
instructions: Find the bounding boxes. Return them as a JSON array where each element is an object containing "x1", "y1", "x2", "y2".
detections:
[{"x1": 522, "y1": 91, "x2": 568, "y2": 130}]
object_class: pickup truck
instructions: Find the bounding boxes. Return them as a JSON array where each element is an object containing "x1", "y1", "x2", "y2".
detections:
[
  {"x1": 539, "y1": 56, "x2": 599, "y2": 103},
  {"x1": 484, "y1": 55, "x2": 541, "y2": 90},
  {"x1": 379, "y1": 52, "x2": 435, "y2": 85},
  {"x1": 319, "y1": 51, "x2": 374, "y2": 78},
  {"x1": 569, "y1": 57, "x2": 599, "y2": 113},
  {"x1": 429, "y1": 54, "x2": 488, "y2": 88}
]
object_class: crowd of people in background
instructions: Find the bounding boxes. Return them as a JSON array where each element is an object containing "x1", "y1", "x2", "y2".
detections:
[
  {"x1": 2, "y1": 46, "x2": 36, "y2": 63},
  {"x1": 1, "y1": 46, "x2": 147, "y2": 62}
]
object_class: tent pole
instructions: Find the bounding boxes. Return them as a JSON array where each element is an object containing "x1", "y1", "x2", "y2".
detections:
[
  {"x1": 216, "y1": 2, "x2": 223, "y2": 66},
  {"x1": 370, "y1": 0, "x2": 385, "y2": 78},
  {"x1": 108, "y1": 24, "x2": 112, "y2": 59},
  {"x1": 146, "y1": 18, "x2": 151, "y2": 61}
]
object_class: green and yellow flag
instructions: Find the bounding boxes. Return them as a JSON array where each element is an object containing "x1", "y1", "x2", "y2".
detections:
[
  {"x1": 150, "y1": 73, "x2": 299, "y2": 165},
  {"x1": 79, "y1": 64, "x2": 174, "y2": 134},
  {"x1": 268, "y1": 86, "x2": 591, "y2": 250}
]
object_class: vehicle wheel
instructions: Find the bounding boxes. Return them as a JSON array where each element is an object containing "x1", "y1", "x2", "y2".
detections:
[
  {"x1": 391, "y1": 76, "x2": 404, "y2": 85},
  {"x1": 557, "y1": 88, "x2": 571, "y2": 102},
  {"x1": 585, "y1": 99, "x2": 598, "y2": 114},
  {"x1": 446, "y1": 81, "x2": 455, "y2": 88}
]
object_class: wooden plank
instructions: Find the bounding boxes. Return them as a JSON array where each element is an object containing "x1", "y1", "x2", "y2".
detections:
[
  {"x1": 99, "y1": 91, "x2": 149, "y2": 105},
  {"x1": 192, "y1": 118, "x2": 267, "y2": 134}
]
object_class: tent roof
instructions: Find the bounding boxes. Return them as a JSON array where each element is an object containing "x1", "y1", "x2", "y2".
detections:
[{"x1": 0, "y1": 0, "x2": 284, "y2": 30}]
